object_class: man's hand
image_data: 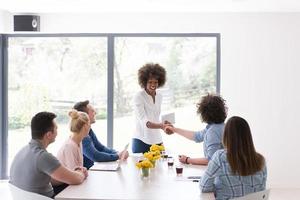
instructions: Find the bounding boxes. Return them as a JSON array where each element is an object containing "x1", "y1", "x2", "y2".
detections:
[
  {"x1": 118, "y1": 150, "x2": 129, "y2": 160},
  {"x1": 121, "y1": 150, "x2": 129, "y2": 160}
]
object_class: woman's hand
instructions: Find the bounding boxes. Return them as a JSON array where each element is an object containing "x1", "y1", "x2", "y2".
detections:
[
  {"x1": 75, "y1": 166, "x2": 88, "y2": 179},
  {"x1": 178, "y1": 155, "x2": 189, "y2": 164},
  {"x1": 163, "y1": 124, "x2": 174, "y2": 135}
]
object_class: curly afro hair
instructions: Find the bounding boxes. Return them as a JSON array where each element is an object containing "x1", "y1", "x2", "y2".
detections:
[
  {"x1": 197, "y1": 94, "x2": 227, "y2": 124},
  {"x1": 138, "y1": 63, "x2": 166, "y2": 88}
]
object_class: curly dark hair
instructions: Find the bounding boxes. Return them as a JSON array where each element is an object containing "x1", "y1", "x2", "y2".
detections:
[
  {"x1": 196, "y1": 94, "x2": 227, "y2": 124},
  {"x1": 138, "y1": 63, "x2": 166, "y2": 88}
]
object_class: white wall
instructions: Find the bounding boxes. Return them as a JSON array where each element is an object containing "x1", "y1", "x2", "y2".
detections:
[
  {"x1": 0, "y1": 9, "x2": 12, "y2": 32},
  {"x1": 0, "y1": 10, "x2": 5, "y2": 32},
  {"x1": 4, "y1": 12, "x2": 300, "y2": 187}
]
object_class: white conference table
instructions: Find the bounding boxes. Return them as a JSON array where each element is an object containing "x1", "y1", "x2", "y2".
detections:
[{"x1": 55, "y1": 155, "x2": 215, "y2": 200}]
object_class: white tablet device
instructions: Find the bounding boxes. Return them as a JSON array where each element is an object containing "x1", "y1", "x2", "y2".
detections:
[
  {"x1": 161, "y1": 112, "x2": 175, "y2": 124},
  {"x1": 90, "y1": 143, "x2": 129, "y2": 171}
]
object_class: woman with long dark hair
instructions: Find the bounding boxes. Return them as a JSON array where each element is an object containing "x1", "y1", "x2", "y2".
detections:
[{"x1": 200, "y1": 116, "x2": 267, "y2": 199}]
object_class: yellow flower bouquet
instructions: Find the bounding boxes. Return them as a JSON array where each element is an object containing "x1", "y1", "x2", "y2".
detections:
[
  {"x1": 144, "y1": 151, "x2": 161, "y2": 167},
  {"x1": 136, "y1": 159, "x2": 154, "y2": 169},
  {"x1": 144, "y1": 151, "x2": 161, "y2": 161},
  {"x1": 136, "y1": 159, "x2": 153, "y2": 178},
  {"x1": 150, "y1": 144, "x2": 165, "y2": 152}
]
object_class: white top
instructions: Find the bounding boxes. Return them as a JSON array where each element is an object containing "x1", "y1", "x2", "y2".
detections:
[
  {"x1": 57, "y1": 137, "x2": 83, "y2": 170},
  {"x1": 133, "y1": 90, "x2": 163, "y2": 144}
]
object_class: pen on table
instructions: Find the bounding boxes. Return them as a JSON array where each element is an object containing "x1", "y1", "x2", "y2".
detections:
[{"x1": 192, "y1": 180, "x2": 199, "y2": 182}]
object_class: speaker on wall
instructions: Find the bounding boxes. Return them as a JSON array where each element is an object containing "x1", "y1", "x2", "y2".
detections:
[{"x1": 14, "y1": 15, "x2": 40, "y2": 31}]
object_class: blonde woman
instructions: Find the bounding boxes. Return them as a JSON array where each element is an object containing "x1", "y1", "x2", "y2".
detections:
[{"x1": 57, "y1": 110, "x2": 90, "y2": 174}]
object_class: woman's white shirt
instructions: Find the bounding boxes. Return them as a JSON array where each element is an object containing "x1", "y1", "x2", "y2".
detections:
[{"x1": 133, "y1": 90, "x2": 163, "y2": 144}]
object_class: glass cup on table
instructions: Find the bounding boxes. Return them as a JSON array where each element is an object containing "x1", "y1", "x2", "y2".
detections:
[
  {"x1": 167, "y1": 157, "x2": 174, "y2": 167},
  {"x1": 161, "y1": 151, "x2": 168, "y2": 161},
  {"x1": 175, "y1": 163, "x2": 183, "y2": 176}
]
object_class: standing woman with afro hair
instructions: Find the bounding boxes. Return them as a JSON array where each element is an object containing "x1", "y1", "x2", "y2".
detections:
[{"x1": 132, "y1": 63, "x2": 169, "y2": 153}]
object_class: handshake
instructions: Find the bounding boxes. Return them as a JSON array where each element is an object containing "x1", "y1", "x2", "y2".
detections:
[{"x1": 162, "y1": 120, "x2": 175, "y2": 135}]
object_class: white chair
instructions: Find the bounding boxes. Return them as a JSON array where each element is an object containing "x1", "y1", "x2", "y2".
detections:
[
  {"x1": 0, "y1": 180, "x2": 14, "y2": 200},
  {"x1": 233, "y1": 189, "x2": 270, "y2": 200},
  {"x1": 9, "y1": 184, "x2": 52, "y2": 200}
]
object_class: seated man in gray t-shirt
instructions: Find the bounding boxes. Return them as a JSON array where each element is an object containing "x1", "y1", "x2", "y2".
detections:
[{"x1": 9, "y1": 112, "x2": 88, "y2": 198}]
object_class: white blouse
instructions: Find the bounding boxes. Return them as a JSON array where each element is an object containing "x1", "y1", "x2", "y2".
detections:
[{"x1": 133, "y1": 90, "x2": 163, "y2": 144}]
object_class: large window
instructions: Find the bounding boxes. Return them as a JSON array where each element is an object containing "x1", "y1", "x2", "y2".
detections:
[
  {"x1": 8, "y1": 37, "x2": 107, "y2": 167},
  {"x1": 0, "y1": 33, "x2": 220, "y2": 178}
]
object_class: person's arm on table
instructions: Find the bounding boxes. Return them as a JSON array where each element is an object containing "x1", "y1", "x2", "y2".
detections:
[
  {"x1": 179, "y1": 155, "x2": 209, "y2": 165},
  {"x1": 51, "y1": 166, "x2": 86, "y2": 186}
]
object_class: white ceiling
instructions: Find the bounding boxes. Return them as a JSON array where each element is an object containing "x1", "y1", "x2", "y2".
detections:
[{"x1": 1, "y1": 0, "x2": 300, "y2": 13}]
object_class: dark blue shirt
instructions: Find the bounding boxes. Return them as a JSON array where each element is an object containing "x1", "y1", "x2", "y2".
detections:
[{"x1": 82, "y1": 129, "x2": 119, "y2": 169}]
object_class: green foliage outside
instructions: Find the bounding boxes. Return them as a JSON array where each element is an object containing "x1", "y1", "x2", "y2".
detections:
[
  {"x1": 8, "y1": 37, "x2": 217, "y2": 129},
  {"x1": 8, "y1": 37, "x2": 107, "y2": 129}
]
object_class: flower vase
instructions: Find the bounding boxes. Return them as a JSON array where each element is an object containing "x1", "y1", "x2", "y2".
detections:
[
  {"x1": 141, "y1": 168, "x2": 150, "y2": 178},
  {"x1": 151, "y1": 160, "x2": 156, "y2": 168}
]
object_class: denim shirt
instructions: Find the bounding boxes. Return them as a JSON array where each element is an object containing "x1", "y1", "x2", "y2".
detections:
[
  {"x1": 200, "y1": 149, "x2": 267, "y2": 200},
  {"x1": 194, "y1": 123, "x2": 224, "y2": 160},
  {"x1": 82, "y1": 129, "x2": 118, "y2": 169}
]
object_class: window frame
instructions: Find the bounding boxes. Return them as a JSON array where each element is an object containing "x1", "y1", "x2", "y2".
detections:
[{"x1": 0, "y1": 33, "x2": 220, "y2": 179}]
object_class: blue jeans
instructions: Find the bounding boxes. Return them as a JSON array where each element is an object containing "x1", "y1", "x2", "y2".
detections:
[{"x1": 132, "y1": 138, "x2": 162, "y2": 153}]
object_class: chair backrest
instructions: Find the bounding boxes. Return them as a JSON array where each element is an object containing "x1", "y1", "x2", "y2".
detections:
[
  {"x1": 9, "y1": 184, "x2": 52, "y2": 200},
  {"x1": 233, "y1": 189, "x2": 270, "y2": 200}
]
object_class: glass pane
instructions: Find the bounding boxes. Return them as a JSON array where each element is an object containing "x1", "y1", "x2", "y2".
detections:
[
  {"x1": 8, "y1": 37, "x2": 107, "y2": 170},
  {"x1": 114, "y1": 37, "x2": 217, "y2": 154}
]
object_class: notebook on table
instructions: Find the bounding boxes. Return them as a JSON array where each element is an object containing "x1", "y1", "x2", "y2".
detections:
[{"x1": 89, "y1": 143, "x2": 129, "y2": 171}]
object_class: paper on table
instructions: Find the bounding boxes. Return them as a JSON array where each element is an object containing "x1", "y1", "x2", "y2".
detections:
[
  {"x1": 187, "y1": 176, "x2": 201, "y2": 180},
  {"x1": 174, "y1": 176, "x2": 201, "y2": 182}
]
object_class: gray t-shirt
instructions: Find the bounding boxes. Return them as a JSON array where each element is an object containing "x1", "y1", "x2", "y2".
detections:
[{"x1": 9, "y1": 139, "x2": 61, "y2": 198}]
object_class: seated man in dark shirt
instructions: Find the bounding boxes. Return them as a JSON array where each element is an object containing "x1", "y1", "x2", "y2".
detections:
[{"x1": 74, "y1": 100, "x2": 129, "y2": 169}]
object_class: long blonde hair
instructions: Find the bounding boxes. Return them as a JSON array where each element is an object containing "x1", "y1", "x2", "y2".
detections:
[{"x1": 69, "y1": 110, "x2": 89, "y2": 133}]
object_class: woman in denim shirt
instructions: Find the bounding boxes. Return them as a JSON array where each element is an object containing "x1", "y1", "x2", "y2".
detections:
[{"x1": 165, "y1": 94, "x2": 227, "y2": 165}]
